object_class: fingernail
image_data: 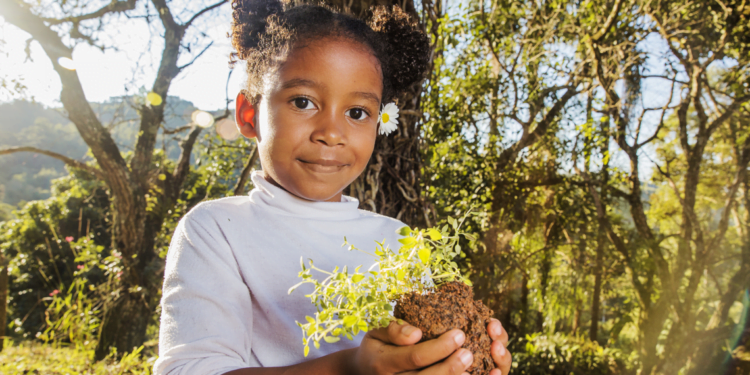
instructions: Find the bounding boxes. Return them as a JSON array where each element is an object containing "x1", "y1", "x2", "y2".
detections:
[
  {"x1": 454, "y1": 330, "x2": 466, "y2": 345},
  {"x1": 401, "y1": 324, "x2": 416, "y2": 336},
  {"x1": 491, "y1": 318, "x2": 502, "y2": 336},
  {"x1": 499, "y1": 343, "x2": 506, "y2": 356},
  {"x1": 459, "y1": 349, "x2": 473, "y2": 366}
]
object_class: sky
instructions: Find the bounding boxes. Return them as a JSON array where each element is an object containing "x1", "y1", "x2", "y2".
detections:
[{"x1": 0, "y1": 1, "x2": 244, "y2": 112}]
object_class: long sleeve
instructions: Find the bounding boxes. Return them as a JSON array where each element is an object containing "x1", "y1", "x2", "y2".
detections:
[{"x1": 154, "y1": 209, "x2": 255, "y2": 375}]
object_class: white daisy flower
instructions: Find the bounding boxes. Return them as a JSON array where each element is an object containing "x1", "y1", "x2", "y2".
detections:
[{"x1": 378, "y1": 102, "x2": 399, "y2": 136}]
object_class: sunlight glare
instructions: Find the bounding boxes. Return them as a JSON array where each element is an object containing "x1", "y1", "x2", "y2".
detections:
[
  {"x1": 192, "y1": 110, "x2": 214, "y2": 128},
  {"x1": 57, "y1": 57, "x2": 76, "y2": 70},
  {"x1": 216, "y1": 118, "x2": 240, "y2": 141},
  {"x1": 147, "y1": 92, "x2": 163, "y2": 106}
]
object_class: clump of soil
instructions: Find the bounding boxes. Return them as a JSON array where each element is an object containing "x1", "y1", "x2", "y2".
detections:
[{"x1": 394, "y1": 281, "x2": 495, "y2": 375}]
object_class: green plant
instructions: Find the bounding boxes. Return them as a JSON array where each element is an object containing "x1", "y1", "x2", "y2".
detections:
[
  {"x1": 38, "y1": 274, "x2": 102, "y2": 350},
  {"x1": 510, "y1": 333, "x2": 635, "y2": 375},
  {"x1": 288, "y1": 216, "x2": 476, "y2": 356},
  {"x1": 0, "y1": 339, "x2": 155, "y2": 374}
]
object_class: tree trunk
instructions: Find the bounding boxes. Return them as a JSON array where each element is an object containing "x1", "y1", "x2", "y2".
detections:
[
  {"x1": 590, "y1": 236, "x2": 604, "y2": 342},
  {"x1": 638, "y1": 298, "x2": 671, "y2": 375},
  {"x1": 520, "y1": 272, "x2": 530, "y2": 335},
  {"x1": 0, "y1": 255, "x2": 7, "y2": 352},
  {"x1": 571, "y1": 220, "x2": 588, "y2": 335},
  {"x1": 537, "y1": 247, "x2": 552, "y2": 333},
  {"x1": 95, "y1": 293, "x2": 153, "y2": 359},
  {"x1": 94, "y1": 200, "x2": 166, "y2": 359}
]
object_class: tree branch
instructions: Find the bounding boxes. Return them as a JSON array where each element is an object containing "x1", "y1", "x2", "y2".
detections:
[
  {"x1": 171, "y1": 126, "x2": 203, "y2": 196},
  {"x1": 183, "y1": 0, "x2": 228, "y2": 29},
  {"x1": 42, "y1": 0, "x2": 137, "y2": 25},
  {"x1": 233, "y1": 143, "x2": 260, "y2": 196},
  {"x1": 178, "y1": 41, "x2": 214, "y2": 71},
  {"x1": 0, "y1": 146, "x2": 105, "y2": 180},
  {"x1": 591, "y1": 0, "x2": 624, "y2": 42}
]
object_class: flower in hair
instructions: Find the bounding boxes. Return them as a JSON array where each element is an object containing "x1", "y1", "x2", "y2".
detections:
[{"x1": 378, "y1": 103, "x2": 399, "y2": 136}]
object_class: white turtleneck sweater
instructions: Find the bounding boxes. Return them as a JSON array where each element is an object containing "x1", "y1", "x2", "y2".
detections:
[{"x1": 154, "y1": 172, "x2": 406, "y2": 375}]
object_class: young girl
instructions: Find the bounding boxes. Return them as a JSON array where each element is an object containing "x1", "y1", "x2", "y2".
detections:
[{"x1": 154, "y1": 1, "x2": 512, "y2": 374}]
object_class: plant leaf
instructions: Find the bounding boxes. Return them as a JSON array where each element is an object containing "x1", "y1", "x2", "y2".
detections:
[
  {"x1": 418, "y1": 247, "x2": 431, "y2": 263},
  {"x1": 398, "y1": 237, "x2": 416, "y2": 246},
  {"x1": 324, "y1": 336, "x2": 341, "y2": 343},
  {"x1": 428, "y1": 228, "x2": 442, "y2": 240},
  {"x1": 397, "y1": 226, "x2": 412, "y2": 236},
  {"x1": 343, "y1": 315, "x2": 358, "y2": 328}
]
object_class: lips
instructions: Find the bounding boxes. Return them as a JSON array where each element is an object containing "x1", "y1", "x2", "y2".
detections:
[{"x1": 297, "y1": 158, "x2": 349, "y2": 173}]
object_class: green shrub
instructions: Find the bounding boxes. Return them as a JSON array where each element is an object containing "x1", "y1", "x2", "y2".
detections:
[
  {"x1": 510, "y1": 333, "x2": 635, "y2": 375},
  {"x1": 0, "y1": 339, "x2": 154, "y2": 374}
]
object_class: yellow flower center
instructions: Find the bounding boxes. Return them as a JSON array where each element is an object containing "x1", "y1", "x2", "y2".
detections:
[{"x1": 382, "y1": 113, "x2": 390, "y2": 123}]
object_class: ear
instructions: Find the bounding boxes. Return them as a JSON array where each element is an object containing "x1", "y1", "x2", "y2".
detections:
[{"x1": 235, "y1": 92, "x2": 258, "y2": 139}]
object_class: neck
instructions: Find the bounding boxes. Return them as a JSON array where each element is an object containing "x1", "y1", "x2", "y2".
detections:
[{"x1": 262, "y1": 172, "x2": 344, "y2": 203}]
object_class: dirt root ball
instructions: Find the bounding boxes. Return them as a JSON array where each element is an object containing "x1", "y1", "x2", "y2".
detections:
[{"x1": 393, "y1": 281, "x2": 495, "y2": 375}]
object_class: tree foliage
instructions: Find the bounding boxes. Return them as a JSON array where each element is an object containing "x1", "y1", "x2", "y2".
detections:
[{"x1": 1, "y1": 0, "x2": 749, "y2": 373}]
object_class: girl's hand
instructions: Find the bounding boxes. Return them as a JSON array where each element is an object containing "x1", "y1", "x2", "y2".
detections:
[
  {"x1": 353, "y1": 321, "x2": 473, "y2": 375},
  {"x1": 486, "y1": 318, "x2": 512, "y2": 375}
]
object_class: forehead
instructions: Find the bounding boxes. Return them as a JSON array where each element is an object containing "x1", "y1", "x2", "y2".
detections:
[{"x1": 267, "y1": 37, "x2": 383, "y2": 97}]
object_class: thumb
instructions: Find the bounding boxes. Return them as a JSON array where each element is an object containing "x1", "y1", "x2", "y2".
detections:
[{"x1": 366, "y1": 320, "x2": 422, "y2": 346}]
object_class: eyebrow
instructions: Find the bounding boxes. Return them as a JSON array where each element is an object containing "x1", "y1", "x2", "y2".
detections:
[
  {"x1": 352, "y1": 91, "x2": 381, "y2": 107},
  {"x1": 280, "y1": 78, "x2": 321, "y2": 90}
]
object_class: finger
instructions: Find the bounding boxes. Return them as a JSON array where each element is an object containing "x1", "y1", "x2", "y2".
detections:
[
  {"x1": 367, "y1": 320, "x2": 422, "y2": 345},
  {"x1": 400, "y1": 348, "x2": 473, "y2": 375},
  {"x1": 419, "y1": 348, "x2": 473, "y2": 375},
  {"x1": 491, "y1": 339, "x2": 512, "y2": 375},
  {"x1": 382, "y1": 329, "x2": 466, "y2": 372},
  {"x1": 487, "y1": 318, "x2": 509, "y2": 347}
]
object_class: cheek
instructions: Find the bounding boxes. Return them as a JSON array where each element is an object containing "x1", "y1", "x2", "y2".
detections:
[{"x1": 354, "y1": 130, "x2": 377, "y2": 166}]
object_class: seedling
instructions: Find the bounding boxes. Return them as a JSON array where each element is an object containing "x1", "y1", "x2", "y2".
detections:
[{"x1": 288, "y1": 217, "x2": 475, "y2": 357}]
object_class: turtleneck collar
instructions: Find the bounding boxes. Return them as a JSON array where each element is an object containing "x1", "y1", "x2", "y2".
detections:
[{"x1": 248, "y1": 171, "x2": 361, "y2": 220}]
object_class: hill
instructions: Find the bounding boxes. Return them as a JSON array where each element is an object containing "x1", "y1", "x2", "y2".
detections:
[{"x1": 0, "y1": 97, "x2": 218, "y2": 209}]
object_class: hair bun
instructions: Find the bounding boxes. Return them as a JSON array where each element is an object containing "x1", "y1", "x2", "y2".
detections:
[
  {"x1": 231, "y1": 0, "x2": 284, "y2": 61},
  {"x1": 370, "y1": 7, "x2": 431, "y2": 96}
]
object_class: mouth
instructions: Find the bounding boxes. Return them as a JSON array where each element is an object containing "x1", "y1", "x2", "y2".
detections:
[{"x1": 297, "y1": 158, "x2": 349, "y2": 173}]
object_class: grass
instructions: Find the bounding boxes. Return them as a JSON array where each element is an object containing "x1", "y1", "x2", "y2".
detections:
[{"x1": 0, "y1": 339, "x2": 155, "y2": 375}]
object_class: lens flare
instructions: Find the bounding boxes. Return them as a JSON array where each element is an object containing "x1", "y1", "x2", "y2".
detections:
[
  {"x1": 192, "y1": 110, "x2": 214, "y2": 128},
  {"x1": 147, "y1": 92, "x2": 163, "y2": 106},
  {"x1": 216, "y1": 118, "x2": 240, "y2": 141},
  {"x1": 57, "y1": 57, "x2": 76, "y2": 70}
]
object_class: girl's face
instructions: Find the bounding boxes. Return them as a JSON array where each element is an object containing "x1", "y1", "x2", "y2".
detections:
[{"x1": 236, "y1": 37, "x2": 382, "y2": 202}]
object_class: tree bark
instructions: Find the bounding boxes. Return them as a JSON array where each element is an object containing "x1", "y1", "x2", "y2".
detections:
[
  {"x1": 0, "y1": 255, "x2": 7, "y2": 352},
  {"x1": 590, "y1": 237, "x2": 604, "y2": 343}
]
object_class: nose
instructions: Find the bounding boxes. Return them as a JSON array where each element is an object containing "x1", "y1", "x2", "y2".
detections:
[{"x1": 310, "y1": 109, "x2": 346, "y2": 146}]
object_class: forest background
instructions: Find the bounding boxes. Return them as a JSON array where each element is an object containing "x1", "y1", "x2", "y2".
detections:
[{"x1": 0, "y1": 0, "x2": 749, "y2": 374}]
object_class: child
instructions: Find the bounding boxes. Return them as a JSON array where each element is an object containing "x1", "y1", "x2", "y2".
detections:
[{"x1": 154, "y1": 1, "x2": 512, "y2": 374}]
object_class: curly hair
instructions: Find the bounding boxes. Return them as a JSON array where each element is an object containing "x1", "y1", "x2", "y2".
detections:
[{"x1": 230, "y1": 0, "x2": 430, "y2": 104}]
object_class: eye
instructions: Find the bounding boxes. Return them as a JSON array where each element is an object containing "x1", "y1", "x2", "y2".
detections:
[
  {"x1": 293, "y1": 97, "x2": 315, "y2": 110},
  {"x1": 346, "y1": 108, "x2": 369, "y2": 120}
]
